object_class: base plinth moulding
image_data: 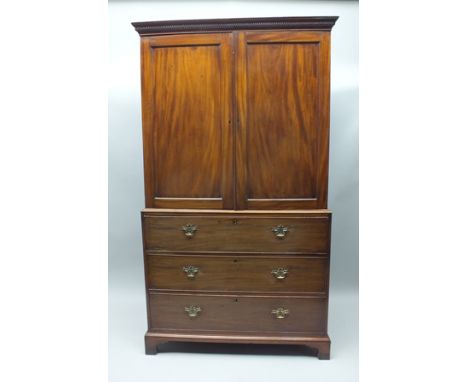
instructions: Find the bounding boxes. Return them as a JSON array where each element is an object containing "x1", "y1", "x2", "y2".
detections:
[{"x1": 144, "y1": 331, "x2": 330, "y2": 360}]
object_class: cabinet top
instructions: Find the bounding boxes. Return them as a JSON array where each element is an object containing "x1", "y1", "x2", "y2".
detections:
[{"x1": 132, "y1": 16, "x2": 338, "y2": 36}]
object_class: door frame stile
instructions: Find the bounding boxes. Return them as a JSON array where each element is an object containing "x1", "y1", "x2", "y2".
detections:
[{"x1": 234, "y1": 31, "x2": 248, "y2": 210}]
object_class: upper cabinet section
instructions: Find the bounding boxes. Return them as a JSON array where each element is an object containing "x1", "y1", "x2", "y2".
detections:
[{"x1": 133, "y1": 17, "x2": 337, "y2": 210}]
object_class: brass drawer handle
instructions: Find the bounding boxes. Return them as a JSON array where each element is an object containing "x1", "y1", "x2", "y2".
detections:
[
  {"x1": 271, "y1": 268, "x2": 288, "y2": 280},
  {"x1": 271, "y1": 307, "x2": 289, "y2": 319},
  {"x1": 185, "y1": 305, "x2": 201, "y2": 318},
  {"x1": 181, "y1": 224, "x2": 197, "y2": 239},
  {"x1": 183, "y1": 265, "x2": 199, "y2": 279},
  {"x1": 272, "y1": 225, "x2": 289, "y2": 239}
]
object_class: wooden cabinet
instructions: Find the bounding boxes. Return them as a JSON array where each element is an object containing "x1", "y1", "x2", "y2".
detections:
[{"x1": 133, "y1": 16, "x2": 338, "y2": 359}]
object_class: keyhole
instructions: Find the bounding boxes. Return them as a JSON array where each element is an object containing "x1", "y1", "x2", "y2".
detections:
[{"x1": 234, "y1": 298, "x2": 238, "y2": 302}]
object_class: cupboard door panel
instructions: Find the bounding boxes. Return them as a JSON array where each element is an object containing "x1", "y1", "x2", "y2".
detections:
[
  {"x1": 141, "y1": 34, "x2": 234, "y2": 209},
  {"x1": 235, "y1": 31, "x2": 330, "y2": 209}
]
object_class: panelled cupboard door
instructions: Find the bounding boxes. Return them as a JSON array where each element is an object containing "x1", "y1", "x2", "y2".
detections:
[
  {"x1": 235, "y1": 31, "x2": 331, "y2": 210},
  {"x1": 140, "y1": 34, "x2": 234, "y2": 209}
]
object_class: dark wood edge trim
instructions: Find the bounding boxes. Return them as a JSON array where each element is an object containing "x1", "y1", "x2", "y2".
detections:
[
  {"x1": 141, "y1": 208, "x2": 331, "y2": 214},
  {"x1": 149, "y1": 43, "x2": 221, "y2": 48},
  {"x1": 143, "y1": 215, "x2": 330, "y2": 220},
  {"x1": 147, "y1": 288, "x2": 327, "y2": 296},
  {"x1": 140, "y1": 211, "x2": 152, "y2": 329},
  {"x1": 248, "y1": 198, "x2": 318, "y2": 202},
  {"x1": 148, "y1": 290, "x2": 327, "y2": 299},
  {"x1": 145, "y1": 250, "x2": 330, "y2": 256},
  {"x1": 324, "y1": 211, "x2": 333, "y2": 333},
  {"x1": 146, "y1": 331, "x2": 330, "y2": 344},
  {"x1": 132, "y1": 17, "x2": 339, "y2": 35},
  {"x1": 144, "y1": 251, "x2": 329, "y2": 257},
  {"x1": 148, "y1": 328, "x2": 328, "y2": 335},
  {"x1": 154, "y1": 197, "x2": 223, "y2": 201}
]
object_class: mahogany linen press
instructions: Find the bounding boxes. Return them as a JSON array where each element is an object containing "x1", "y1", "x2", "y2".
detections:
[{"x1": 132, "y1": 16, "x2": 338, "y2": 359}]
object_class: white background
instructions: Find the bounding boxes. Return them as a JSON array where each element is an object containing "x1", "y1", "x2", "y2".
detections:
[{"x1": 1, "y1": 1, "x2": 468, "y2": 382}]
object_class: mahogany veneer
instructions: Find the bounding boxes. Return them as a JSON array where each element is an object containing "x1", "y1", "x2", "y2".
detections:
[
  {"x1": 142, "y1": 213, "x2": 331, "y2": 253},
  {"x1": 145, "y1": 254, "x2": 329, "y2": 293},
  {"x1": 133, "y1": 16, "x2": 338, "y2": 359},
  {"x1": 148, "y1": 293, "x2": 328, "y2": 333}
]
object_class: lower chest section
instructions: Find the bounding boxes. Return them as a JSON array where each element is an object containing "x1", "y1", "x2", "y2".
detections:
[{"x1": 141, "y1": 210, "x2": 331, "y2": 337}]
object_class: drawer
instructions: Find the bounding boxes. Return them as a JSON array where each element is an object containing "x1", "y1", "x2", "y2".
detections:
[
  {"x1": 142, "y1": 213, "x2": 331, "y2": 253},
  {"x1": 149, "y1": 292, "x2": 327, "y2": 333},
  {"x1": 146, "y1": 254, "x2": 328, "y2": 293}
]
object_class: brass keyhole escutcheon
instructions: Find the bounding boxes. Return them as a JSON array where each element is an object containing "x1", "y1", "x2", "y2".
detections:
[{"x1": 181, "y1": 224, "x2": 197, "y2": 239}]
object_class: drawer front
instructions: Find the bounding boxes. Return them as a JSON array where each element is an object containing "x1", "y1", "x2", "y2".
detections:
[
  {"x1": 146, "y1": 254, "x2": 328, "y2": 293},
  {"x1": 149, "y1": 293, "x2": 327, "y2": 333},
  {"x1": 143, "y1": 215, "x2": 330, "y2": 253}
]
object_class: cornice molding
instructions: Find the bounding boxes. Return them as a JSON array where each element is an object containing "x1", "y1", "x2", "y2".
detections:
[{"x1": 132, "y1": 16, "x2": 339, "y2": 36}]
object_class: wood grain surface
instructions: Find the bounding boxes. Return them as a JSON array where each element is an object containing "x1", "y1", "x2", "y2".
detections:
[
  {"x1": 146, "y1": 253, "x2": 329, "y2": 293},
  {"x1": 140, "y1": 33, "x2": 234, "y2": 209},
  {"x1": 235, "y1": 31, "x2": 331, "y2": 209},
  {"x1": 142, "y1": 213, "x2": 331, "y2": 253},
  {"x1": 148, "y1": 292, "x2": 327, "y2": 333}
]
